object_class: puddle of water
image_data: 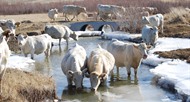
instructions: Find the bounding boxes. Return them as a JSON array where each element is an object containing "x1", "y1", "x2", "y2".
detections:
[{"x1": 29, "y1": 37, "x2": 180, "y2": 102}]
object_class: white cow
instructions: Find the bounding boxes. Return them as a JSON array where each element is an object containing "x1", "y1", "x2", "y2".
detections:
[
  {"x1": 43, "y1": 25, "x2": 78, "y2": 46},
  {"x1": 142, "y1": 25, "x2": 158, "y2": 46},
  {"x1": 61, "y1": 43, "x2": 87, "y2": 89},
  {"x1": 16, "y1": 34, "x2": 52, "y2": 59},
  {"x1": 63, "y1": 5, "x2": 86, "y2": 21},
  {"x1": 97, "y1": 4, "x2": 125, "y2": 21},
  {"x1": 107, "y1": 40, "x2": 148, "y2": 78},
  {"x1": 142, "y1": 13, "x2": 164, "y2": 33},
  {"x1": 48, "y1": 8, "x2": 59, "y2": 21},
  {"x1": 143, "y1": 7, "x2": 158, "y2": 15},
  {"x1": 0, "y1": 19, "x2": 20, "y2": 36},
  {"x1": 87, "y1": 45, "x2": 115, "y2": 91},
  {"x1": 0, "y1": 30, "x2": 11, "y2": 92}
]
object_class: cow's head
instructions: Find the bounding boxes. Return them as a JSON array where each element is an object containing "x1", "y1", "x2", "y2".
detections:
[
  {"x1": 54, "y1": 8, "x2": 59, "y2": 14},
  {"x1": 0, "y1": 20, "x2": 20, "y2": 36},
  {"x1": 70, "y1": 31, "x2": 78, "y2": 41},
  {"x1": 90, "y1": 72, "x2": 107, "y2": 91},
  {"x1": 150, "y1": 26, "x2": 158, "y2": 36},
  {"x1": 16, "y1": 34, "x2": 28, "y2": 47},
  {"x1": 67, "y1": 68, "x2": 87, "y2": 90},
  {"x1": 141, "y1": 16, "x2": 149, "y2": 25},
  {"x1": 133, "y1": 43, "x2": 148, "y2": 59},
  {"x1": 0, "y1": 29, "x2": 13, "y2": 43}
]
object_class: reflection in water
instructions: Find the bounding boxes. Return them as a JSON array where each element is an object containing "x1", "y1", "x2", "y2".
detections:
[
  {"x1": 109, "y1": 76, "x2": 138, "y2": 87},
  {"x1": 61, "y1": 86, "x2": 104, "y2": 102}
]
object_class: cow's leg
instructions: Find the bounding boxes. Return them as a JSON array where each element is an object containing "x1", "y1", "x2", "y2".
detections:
[
  {"x1": 0, "y1": 59, "x2": 7, "y2": 93},
  {"x1": 31, "y1": 50, "x2": 35, "y2": 59},
  {"x1": 110, "y1": 68, "x2": 114, "y2": 81},
  {"x1": 160, "y1": 19, "x2": 164, "y2": 34},
  {"x1": 59, "y1": 38, "x2": 61, "y2": 46},
  {"x1": 116, "y1": 66, "x2": 120, "y2": 80},
  {"x1": 45, "y1": 43, "x2": 51, "y2": 57},
  {"x1": 71, "y1": 15, "x2": 76, "y2": 21},
  {"x1": 66, "y1": 38, "x2": 69, "y2": 47},
  {"x1": 126, "y1": 67, "x2": 131, "y2": 77},
  {"x1": 24, "y1": 53, "x2": 28, "y2": 57},
  {"x1": 134, "y1": 68, "x2": 137, "y2": 78}
]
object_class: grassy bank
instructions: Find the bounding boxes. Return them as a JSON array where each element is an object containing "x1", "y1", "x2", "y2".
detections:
[{"x1": 0, "y1": 69, "x2": 57, "y2": 102}]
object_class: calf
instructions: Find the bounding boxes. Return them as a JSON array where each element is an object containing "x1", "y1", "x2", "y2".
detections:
[
  {"x1": 48, "y1": 8, "x2": 59, "y2": 21},
  {"x1": 16, "y1": 34, "x2": 52, "y2": 59}
]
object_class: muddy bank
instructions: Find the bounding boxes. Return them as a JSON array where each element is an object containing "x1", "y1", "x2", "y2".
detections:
[{"x1": 0, "y1": 68, "x2": 57, "y2": 102}]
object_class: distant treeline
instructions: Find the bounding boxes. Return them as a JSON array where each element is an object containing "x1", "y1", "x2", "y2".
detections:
[{"x1": 0, "y1": 0, "x2": 189, "y2": 15}]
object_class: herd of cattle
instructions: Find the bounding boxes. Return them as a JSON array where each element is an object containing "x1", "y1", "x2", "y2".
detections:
[{"x1": 0, "y1": 4, "x2": 164, "y2": 92}]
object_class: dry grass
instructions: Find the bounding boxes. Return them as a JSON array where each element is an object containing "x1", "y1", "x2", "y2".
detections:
[
  {"x1": 0, "y1": 0, "x2": 189, "y2": 15},
  {"x1": 165, "y1": 7, "x2": 190, "y2": 24},
  {"x1": 162, "y1": 7, "x2": 190, "y2": 38},
  {"x1": 154, "y1": 48, "x2": 190, "y2": 63},
  {"x1": 0, "y1": 69, "x2": 57, "y2": 102}
]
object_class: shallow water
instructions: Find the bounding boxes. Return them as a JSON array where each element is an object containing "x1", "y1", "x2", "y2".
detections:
[{"x1": 30, "y1": 37, "x2": 180, "y2": 102}]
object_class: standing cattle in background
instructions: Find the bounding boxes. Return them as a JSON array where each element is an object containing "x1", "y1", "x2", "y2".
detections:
[
  {"x1": 97, "y1": 4, "x2": 125, "y2": 21},
  {"x1": 16, "y1": 34, "x2": 52, "y2": 59},
  {"x1": 143, "y1": 7, "x2": 158, "y2": 15},
  {"x1": 0, "y1": 30, "x2": 11, "y2": 93},
  {"x1": 48, "y1": 8, "x2": 59, "y2": 21},
  {"x1": 142, "y1": 13, "x2": 164, "y2": 33},
  {"x1": 107, "y1": 39, "x2": 148, "y2": 78},
  {"x1": 0, "y1": 19, "x2": 20, "y2": 36},
  {"x1": 61, "y1": 43, "x2": 87, "y2": 90},
  {"x1": 142, "y1": 25, "x2": 158, "y2": 46},
  {"x1": 43, "y1": 25, "x2": 78, "y2": 46},
  {"x1": 87, "y1": 45, "x2": 115, "y2": 91},
  {"x1": 63, "y1": 5, "x2": 86, "y2": 21}
]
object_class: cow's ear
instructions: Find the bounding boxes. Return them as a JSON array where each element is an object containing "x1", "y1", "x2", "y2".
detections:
[
  {"x1": 150, "y1": 27, "x2": 153, "y2": 30},
  {"x1": 82, "y1": 68, "x2": 88, "y2": 74},
  {"x1": 0, "y1": 22, "x2": 5, "y2": 26},
  {"x1": 15, "y1": 22, "x2": 21, "y2": 27},
  {"x1": 99, "y1": 73, "x2": 106, "y2": 79},
  {"x1": 2, "y1": 29, "x2": 11, "y2": 37},
  {"x1": 68, "y1": 70, "x2": 74, "y2": 77},
  {"x1": 24, "y1": 35, "x2": 28, "y2": 39},
  {"x1": 133, "y1": 44, "x2": 138, "y2": 49}
]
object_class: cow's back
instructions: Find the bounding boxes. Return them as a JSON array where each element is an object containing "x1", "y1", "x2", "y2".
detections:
[
  {"x1": 27, "y1": 35, "x2": 50, "y2": 54},
  {"x1": 107, "y1": 40, "x2": 133, "y2": 67},
  {"x1": 88, "y1": 47, "x2": 115, "y2": 74},
  {"x1": 61, "y1": 44, "x2": 87, "y2": 74},
  {"x1": 45, "y1": 25, "x2": 65, "y2": 39}
]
